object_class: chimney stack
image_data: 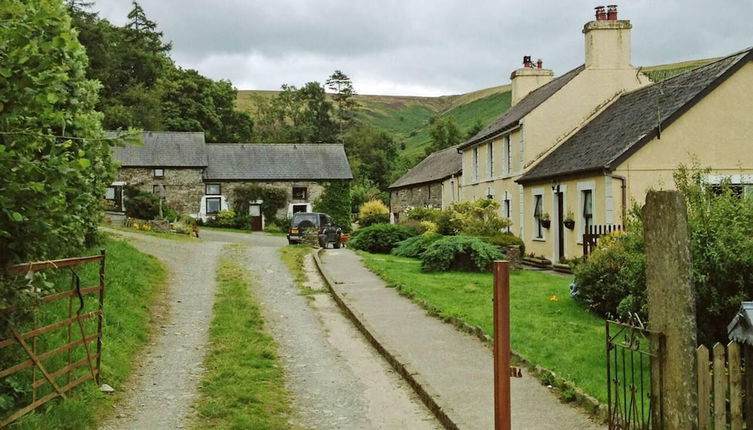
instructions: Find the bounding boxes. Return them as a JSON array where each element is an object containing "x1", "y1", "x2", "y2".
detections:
[
  {"x1": 510, "y1": 55, "x2": 553, "y2": 105},
  {"x1": 583, "y1": 5, "x2": 632, "y2": 70}
]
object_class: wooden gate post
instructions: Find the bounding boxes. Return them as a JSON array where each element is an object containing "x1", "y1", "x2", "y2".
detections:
[
  {"x1": 643, "y1": 190, "x2": 698, "y2": 429},
  {"x1": 493, "y1": 260, "x2": 511, "y2": 430}
]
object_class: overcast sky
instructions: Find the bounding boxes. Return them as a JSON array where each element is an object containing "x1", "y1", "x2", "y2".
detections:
[{"x1": 91, "y1": 0, "x2": 752, "y2": 96}]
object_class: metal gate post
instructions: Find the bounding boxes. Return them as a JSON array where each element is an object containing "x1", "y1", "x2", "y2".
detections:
[{"x1": 493, "y1": 260, "x2": 511, "y2": 430}]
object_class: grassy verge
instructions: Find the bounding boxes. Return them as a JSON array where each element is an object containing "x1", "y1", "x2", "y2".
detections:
[
  {"x1": 105, "y1": 225, "x2": 198, "y2": 242},
  {"x1": 358, "y1": 252, "x2": 607, "y2": 404},
  {"x1": 278, "y1": 245, "x2": 323, "y2": 295},
  {"x1": 9, "y1": 236, "x2": 166, "y2": 429},
  {"x1": 192, "y1": 246, "x2": 292, "y2": 429},
  {"x1": 198, "y1": 226, "x2": 251, "y2": 234}
]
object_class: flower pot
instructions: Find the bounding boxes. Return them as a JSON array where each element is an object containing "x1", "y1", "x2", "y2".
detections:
[
  {"x1": 541, "y1": 219, "x2": 551, "y2": 229},
  {"x1": 564, "y1": 220, "x2": 575, "y2": 229}
]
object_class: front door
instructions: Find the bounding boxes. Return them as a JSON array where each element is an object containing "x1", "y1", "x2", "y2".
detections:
[
  {"x1": 556, "y1": 192, "x2": 564, "y2": 261},
  {"x1": 249, "y1": 204, "x2": 262, "y2": 231}
]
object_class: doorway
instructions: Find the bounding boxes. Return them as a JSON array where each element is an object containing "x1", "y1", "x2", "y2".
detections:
[
  {"x1": 556, "y1": 191, "x2": 564, "y2": 261},
  {"x1": 249, "y1": 204, "x2": 262, "y2": 231}
]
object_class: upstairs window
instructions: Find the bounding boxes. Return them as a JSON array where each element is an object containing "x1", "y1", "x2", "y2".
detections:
[
  {"x1": 533, "y1": 194, "x2": 543, "y2": 239},
  {"x1": 292, "y1": 186, "x2": 308, "y2": 200},
  {"x1": 504, "y1": 135, "x2": 511, "y2": 174},
  {"x1": 205, "y1": 184, "x2": 221, "y2": 195},
  {"x1": 487, "y1": 143, "x2": 494, "y2": 178},
  {"x1": 473, "y1": 147, "x2": 479, "y2": 181},
  {"x1": 153, "y1": 168, "x2": 164, "y2": 178},
  {"x1": 582, "y1": 189, "x2": 593, "y2": 233}
]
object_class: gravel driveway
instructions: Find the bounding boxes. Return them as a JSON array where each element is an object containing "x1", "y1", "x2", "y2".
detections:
[{"x1": 100, "y1": 229, "x2": 223, "y2": 430}]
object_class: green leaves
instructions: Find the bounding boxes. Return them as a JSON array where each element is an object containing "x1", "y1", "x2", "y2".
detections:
[
  {"x1": 0, "y1": 68, "x2": 12, "y2": 78},
  {"x1": 10, "y1": 212, "x2": 24, "y2": 222}
]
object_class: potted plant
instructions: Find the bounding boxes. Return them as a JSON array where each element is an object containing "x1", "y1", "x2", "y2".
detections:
[
  {"x1": 563, "y1": 211, "x2": 576, "y2": 229},
  {"x1": 541, "y1": 212, "x2": 551, "y2": 229}
]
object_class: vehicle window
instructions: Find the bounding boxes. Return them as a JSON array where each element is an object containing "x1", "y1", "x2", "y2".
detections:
[{"x1": 292, "y1": 213, "x2": 318, "y2": 226}]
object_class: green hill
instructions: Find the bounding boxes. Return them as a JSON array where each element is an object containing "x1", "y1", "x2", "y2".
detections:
[{"x1": 235, "y1": 58, "x2": 715, "y2": 176}]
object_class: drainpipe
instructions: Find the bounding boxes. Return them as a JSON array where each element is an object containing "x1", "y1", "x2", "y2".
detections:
[{"x1": 612, "y1": 174, "x2": 627, "y2": 223}]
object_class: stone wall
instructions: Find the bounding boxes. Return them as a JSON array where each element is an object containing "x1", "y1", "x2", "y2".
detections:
[
  {"x1": 117, "y1": 167, "x2": 204, "y2": 215},
  {"x1": 210, "y1": 181, "x2": 327, "y2": 218},
  {"x1": 390, "y1": 182, "x2": 443, "y2": 218}
]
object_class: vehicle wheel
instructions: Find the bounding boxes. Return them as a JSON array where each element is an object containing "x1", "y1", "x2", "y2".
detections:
[
  {"x1": 333, "y1": 240, "x2": 341, "y2": 249},
  {"x1": 288, "y1": 240, "x2": 294, "y2": 245},
  {"x1": 318, "y1": 237, "x2": 326, "y2": 248}
]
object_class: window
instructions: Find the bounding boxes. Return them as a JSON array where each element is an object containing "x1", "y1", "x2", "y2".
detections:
[
  {"x1": 473, "y1": 147, "x2": 479, "y2": 181},
  {"x1": 206, "y1": 197, "x2": 221, "y2": 214},
  {"x1": 154, "y1": 168, "x2": 164, "y2": 178},
  {"x1": 451, "y1": 180, "x2": 456, "y2": 201},
  {"x1": 205, "y1": 184, "x2": 221, "y2": 195},
  {"x1": 105, "y1": 187, "x2": 116, "y2": 200},
  {"x1": 504, "y1": 197, "x2": 511, "y2": 233},
  {"x1": 504, "y1": 135, "x2": 511, "y2": 174},
  {"x1": 582, "y1": 190, "x2": 593, "y2": 234},
  {"x1": 533, "y1": 194, "x2": 543, "y2": 239},
  {"x1": 292, "y1": 204, "x2": 308, "y2": 214},
  {"x1": 152, "y1": 184, "x2": 161, "y2": 195},
  {"x1": 292, "y1": 186, "x2": 308, "y2": 200},
  {"x1": 488, "y1": 143, "x2": 494, "y2": 178}
]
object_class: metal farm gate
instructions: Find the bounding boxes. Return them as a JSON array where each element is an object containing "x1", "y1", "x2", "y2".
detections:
[
  {"x1": 0, "y1": 251, "x2": 106, "y2": 427},
  {"x1": 606, "y1": 318, "x2": 663, "y2": 430}
]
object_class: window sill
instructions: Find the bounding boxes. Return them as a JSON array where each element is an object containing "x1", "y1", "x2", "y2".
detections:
[{"x1": 532, "y1": 238, "x2": 546, "y2": 242}]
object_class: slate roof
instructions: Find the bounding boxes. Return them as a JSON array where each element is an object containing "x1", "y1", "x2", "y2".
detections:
[
  {"x1": 459, "y1": 65, "x2": 585, "y2": 150},
  {"x1": 204, "y1": 143, "x2": 353, "y2": 181},
  {"x1": 518, "y1": 48, "x2": 753, "y2": 184},
  {"x1": 388, "y1": 145, "x2": 462, "y2": 189},
  {"x1": 113, "y1": 131, "x2": 208, "y2": 167}
]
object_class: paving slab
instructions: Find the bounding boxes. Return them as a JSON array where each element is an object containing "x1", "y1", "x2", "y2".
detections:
[{"x1": 319, "y1": 249, "x2": 605, "y2": 430}]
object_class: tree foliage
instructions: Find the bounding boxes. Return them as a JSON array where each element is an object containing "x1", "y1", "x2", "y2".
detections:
[
  {"x1": 425, "y1": 117, "x2": 462, "y2": 156},
  {"x1": 343, "y1": 124, "x2": 398, "y2": 190},
  {"x1": 0, "y1": 0, "x2": 116, "y2": 268},
  {"x1": 230, "y1": 185, "x2": 287, "y2": 223},
  {"x1": 326, "y1": 70, "x2": 358, "y2": 139},
  {"x1": 313, "y1": 181, "x2": 352, "y2": 232},
  {"x1": 253, "y1": 82, "x2": 337, "y2": 143}
]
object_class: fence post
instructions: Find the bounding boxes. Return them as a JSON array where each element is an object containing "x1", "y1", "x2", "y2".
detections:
[
  {"x1": 643, "y1": 190, "x2": 698, "y2": 429},
  {"x1": 493, "y1": 260, "x2": 511, "y2": 430}
]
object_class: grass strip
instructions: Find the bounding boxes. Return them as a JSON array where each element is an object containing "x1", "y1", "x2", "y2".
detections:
[
  {"x1": 11, "y1": 237, "x2": 166, "y2": 429},
  {"x1": 105, "y1": 225, "x2": 198, "y2": 242},
  {"x1": 192, "y1": 246, "x2": 291, "y2": 429},
  {"x1": 359, "y1": 252, "x2": 607, "y2": 404},
  {"x1": 278, "y1": 245, "x2": 324, "y2": 295}
]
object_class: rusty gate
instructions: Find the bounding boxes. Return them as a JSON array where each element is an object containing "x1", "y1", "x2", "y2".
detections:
[
  {"x1": 606, "y1": 318, "x2": 663, "y2": 430},
  {"x1": 0, "y1": 251, "x2": 106, "y2": 427}
]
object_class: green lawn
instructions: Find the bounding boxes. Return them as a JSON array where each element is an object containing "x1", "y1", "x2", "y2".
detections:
[
  {"x1": 359, "y1": 252, "x2": 607, "y2": 403},
  {"x1": 106, "y1": 225, "x2": 198, "y2": 242},
  {"x1": 8, "y1": 236, "x2": 166, "y2": 429},
  {"x1": 193, "y1": 246, "x2": 292, "y2": 429}
]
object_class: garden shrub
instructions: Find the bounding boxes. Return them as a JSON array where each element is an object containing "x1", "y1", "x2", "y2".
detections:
[
  {"x1": 573, "y1": 165, "x2": 753, "y2": 345},
  {"x1": 406, "y1": 207, "x2": 442, "y2": 222},
  {"x1": 125, "y1": 191, "x2": 160, "y2": 220},
  {"x1": 420, "y1": 235, "x2": 504, "y2": 272},
  {"x1": 406, "y1": 207, "x2": 453, "y2": 235},
  {"x1": 348, "y1": 224, "x2": 417, "y2": 254},
  {"x1": 448, "y1": 199, "x2": 511, "y2": 236},
  {"x1": 392, "y1": 232, "x2": 443, "y2": 258},
  {"x1": 358, "y1": 200, "x2": 390, "y2": 227},
  {"x1": 214, "y1": 210, "x2": 237, "y2": 227},
  {"x1": 479, "y1": 233, "x2": 526, "y2": 255}
]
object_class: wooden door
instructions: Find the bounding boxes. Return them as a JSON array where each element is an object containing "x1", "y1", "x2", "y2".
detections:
[{"x1": 249, "y1": 204, "x2": 262, "y2": 231}]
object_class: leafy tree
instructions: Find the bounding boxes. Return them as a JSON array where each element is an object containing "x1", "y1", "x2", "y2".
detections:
[
  {"x1": 425, "y1": 117, "x2": 462, "y2": 156},
  {"x1": 343, "y1": 124, "x2": 398, "y2": 190},
  {"x1": 326, "y1": 70, "x2": 358, "y2": 139},
  {"x1": 313, "y1": 181, "x2": 352, "y2": 232},
  {"x1": 465, "y1": 119, "x2": 484, "y2": 139},
  {"x1": 0, "y1": 0, "x2": 116, "y2": 268},
  {"x1": 254, "y1": 82, "x2": 336, "y2": 143}
]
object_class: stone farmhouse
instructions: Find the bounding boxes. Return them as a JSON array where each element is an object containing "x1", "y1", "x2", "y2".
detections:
[
  {"x1": 387, "y1": 145, "x2": 462, "y2": 222},
  {"x1": 107, "y1": 131, "x2": 353, "y2": 229},
  {"x1": 396, "y1": 5, "x2": 753, "y2": 261}
]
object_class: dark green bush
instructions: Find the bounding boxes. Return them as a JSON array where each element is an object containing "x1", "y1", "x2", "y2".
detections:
[
  {"x1": 420, "y1": 235, "x2": 504, "y2": 272},
  {"x1": 314, "y1": 181, "x2": 352, "y2": 232},
  {"x1": 479, "y1": 233, "x2": 525, "y2": 255},
  {"x1": 392, "y1": 233, "x2": 443, "y2": 258},
  {"x1": 125, "y1": 192, "x2": 160, "y2": 220},
  {"x1": 349, "y1": 224, "x2": 418, "y2": 253}
]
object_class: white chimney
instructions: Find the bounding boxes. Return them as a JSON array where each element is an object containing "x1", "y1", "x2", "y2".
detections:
[
  {"x1": 583, "y1": 5, "x2": 632, "y2": 70},
  {"x1": 510, "y1": 56, "x2": 554, "y2": 106}
]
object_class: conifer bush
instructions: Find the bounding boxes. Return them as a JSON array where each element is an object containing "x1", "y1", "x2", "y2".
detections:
[
  {"x1": 391, "y1": 233, "x2": 443, "y2": 258},
  {"x1": 420, "y1": 236, "x2": 503, "y2": 272},
  {"x1": 348, "y1": 224, "x2": 417, "y2": 254}
]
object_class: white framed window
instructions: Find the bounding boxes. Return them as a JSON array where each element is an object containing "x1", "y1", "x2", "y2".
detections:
[
  {"x1": 105, "y1": 187, "x2": 116, "y2": 200},
  {"x1": 503, "y1": 194, "x2": 511, "y2": 233},
  {"x1": 292, "y1": 186, "x2": 307, "y2": 200},
  {"x1": 582, "y1": 189, "x2": 593, "y2": 234},
  {"x1": 504, "y1": 135, "x2": 511, "y2": 174},
  {"x1": 153, "y1": 168, "x2": 164, "y2": 178},
  {"x1": 533, "y1": 194, "x2": 544, "y2": 239},
  {"x1": 206, "y1": 197, "x2": 222, "y2": 214},
  {"x1": 473, "y1": 147, "x2": 479, "y2": 182},
  {"x1": 451, "y1": 180, "x2": 456, "y2": 201},
  {"x1": 487, "y1": 143, "x2": 494, "y2": 178}
]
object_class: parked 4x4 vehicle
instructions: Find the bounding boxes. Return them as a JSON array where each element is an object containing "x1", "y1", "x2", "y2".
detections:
[{"x1": 287, "y1": 212, "x2": 342, "y2": 248}]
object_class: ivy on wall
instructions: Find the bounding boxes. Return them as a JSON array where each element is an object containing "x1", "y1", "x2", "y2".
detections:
[{"x1": 231, "y1": 185, "x2": 287, "y2": 222}]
